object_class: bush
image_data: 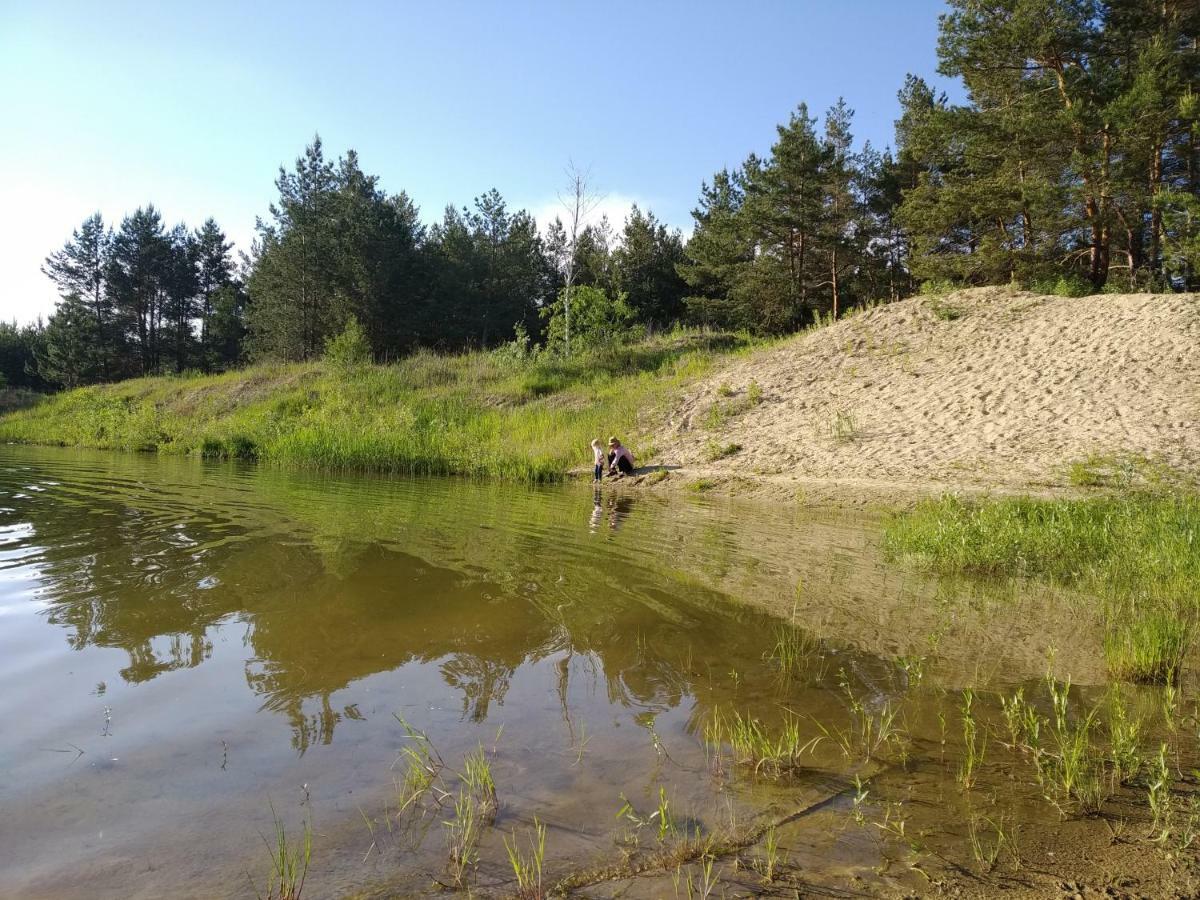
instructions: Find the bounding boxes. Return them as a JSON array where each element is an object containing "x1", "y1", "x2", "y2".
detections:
[
  {"x1": 1030, "y1": 274, "x2": 1092, "y2": 298},
  {"x1": 324, "y1": 316, "x2": 372, "y2": 373},
  {"x1": 541, "y1": 286, "x2": 641, "y2": 354}
]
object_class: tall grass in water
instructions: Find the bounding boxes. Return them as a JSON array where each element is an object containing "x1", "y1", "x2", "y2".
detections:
[
  {"x1": 884, "y1": 493, "x2": 1200, "y2": 683},
  {"x1": 504, "y1": 817, "x2": 547, "y2": 900},
  {"x1": 0, "y1": 332, "x2": 750, "y2": 482},
  {"x1": 259, "y1": 804, "x2": 312, "y2": 900}
]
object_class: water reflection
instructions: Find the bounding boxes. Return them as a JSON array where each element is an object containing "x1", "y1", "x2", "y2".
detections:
[{"x1": 2, "y1": 450, "x2": 889, "y2": 757}]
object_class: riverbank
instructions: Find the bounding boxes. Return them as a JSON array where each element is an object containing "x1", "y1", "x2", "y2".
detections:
[
  {"x1": 0, "y1": 332, "x2": 750, "y2": 483},
  {"x1": 4, "y1": 289, "x2": 1197, "y2": 505}
]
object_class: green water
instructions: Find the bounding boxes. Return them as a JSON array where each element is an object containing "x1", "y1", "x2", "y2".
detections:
[{"x1": 0, "y1": 446, "x2": 1160, "y2": 898}]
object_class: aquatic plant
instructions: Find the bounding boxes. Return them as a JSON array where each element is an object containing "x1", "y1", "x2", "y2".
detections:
[
  {"x1": 957, "y1": 689, "x2": 986, "y2": 790},
  {"x1": 704, "y1": 710, "x2": 822, "y2": 778},
  {"x1": 259, "y1": 803, "x2": 311, "y2": 900},
  {"x1": 443, "y1": 787, "x2": 484, "y2": 888},
  {"x1": 504, "y1": 817, "x2": 547, "y2": 899}
]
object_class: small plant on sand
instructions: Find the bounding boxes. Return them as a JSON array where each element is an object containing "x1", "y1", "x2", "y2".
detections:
[
  {"x1": 928, "y1": 299, "x2": 965, "y2": 321},
  {"x1": 966, "y1": 809, "x2": 1018, "y2": 873},
  {"x1": 746, "y1": 379, "x2": 763, "y2": 406},
  {"x1": 755, "y1": 824, "x2": 785, "y2": 883},
  {"x1": 259, "y1": 803, "x2": 312, "y2": 900},
  {"x1": 504, "y1": 817, "x2": 547, "y2": 899},
  {"x1": 827, "y1": 407, "x2": 860, "y2": 444},
  {"x1": 704, "y1": 440, "x2": 742, "y2": 461}
]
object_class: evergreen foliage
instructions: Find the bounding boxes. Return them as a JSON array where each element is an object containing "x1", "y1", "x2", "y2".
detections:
[{"x1": 26, "y1": 3, "x2": 1200, "y2": 384}]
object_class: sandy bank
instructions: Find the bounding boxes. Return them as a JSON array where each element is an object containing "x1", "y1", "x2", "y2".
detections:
[{"x1": 627, "y1": 287, "x2": 1199, "y2": 505}]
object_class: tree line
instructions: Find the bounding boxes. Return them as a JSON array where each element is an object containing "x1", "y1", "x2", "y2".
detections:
[{"x1": 6, "y1": 0, "x2": 1197, "y2": 391}]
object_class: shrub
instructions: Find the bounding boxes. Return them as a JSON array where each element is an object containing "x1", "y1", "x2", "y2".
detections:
[{"x1": 324, "y1": 316, "x2": 372, "y2": 373}]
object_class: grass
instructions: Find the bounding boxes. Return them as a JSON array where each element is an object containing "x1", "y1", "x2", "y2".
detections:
[
  {"x1": 827, "y1": 407, "x2": 860, "y2": 444},
  {"x1": 259, "y1": 803, "x2": 312, "y2": 900},
  {"x1": 0, "y1": 331, "x2": 752, "y2": 483},
  {"x1": 704, "y1": 710, "x2": 822, "y2": 778},
  {"x1": 928, "y1": 299, "x2": 966, "y2": 321},
  {"x1": 884, "y1": 492, "x2": 1200, "y2": 683},
  {"x1": 504, "y1": 817, "x2": 547, "y2": 899},
  {"x1": 702, "y1": 378, "x2": 764, "y2": 429},
  {"x1": 703, "y1": 440, "x2": 742, "y2": 461}
]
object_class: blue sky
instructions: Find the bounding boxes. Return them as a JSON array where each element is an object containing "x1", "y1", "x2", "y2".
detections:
[{"x1": 1, "y1": 1, "x2": 956, "y2": 324}]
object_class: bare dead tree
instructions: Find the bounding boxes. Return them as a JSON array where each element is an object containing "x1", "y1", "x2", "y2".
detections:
[{"x1": 557, "y1": 162, "x2": 603, "y2": 355}]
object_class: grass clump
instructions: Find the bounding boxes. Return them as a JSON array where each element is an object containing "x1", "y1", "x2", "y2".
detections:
[
  {"x1": 704, "y1": 710, "x2": 822, "y2": 778},
  {"x1": 0, "y1": 331, "x2": 751, "y2": 482},
  {"x1": 928, "y1": 299, "x2": 966, "y2": 321},
  {"x1": 704, "y1": 440, "x2": 742, "y2": 461},
  {"x1": 827, "y1": 407, "x2": 860, "y2": 444},
  {"x1": 259, "y1": 803, "x2": 312, "y2": 900},
  {"x1": 504, "y1": 817, "x2": 547, "y2": 899},
  {"x1": 884, "y1": 493, "x2": 1200, "y2": 683}
]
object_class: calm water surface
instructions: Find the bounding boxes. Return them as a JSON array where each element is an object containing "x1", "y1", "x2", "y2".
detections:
[{"x1": 0, "y1": 446, "x2": 1105, "y2": 898}]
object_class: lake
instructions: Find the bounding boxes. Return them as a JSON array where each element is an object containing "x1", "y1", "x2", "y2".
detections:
[{"x1": 0, "y1": 446, "x2": 1170, "y2": 898}]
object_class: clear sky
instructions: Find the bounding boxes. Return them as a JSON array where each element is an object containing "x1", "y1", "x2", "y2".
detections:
[{"x1": 0, "y1": 1, "x2": 957, "y2": 324}]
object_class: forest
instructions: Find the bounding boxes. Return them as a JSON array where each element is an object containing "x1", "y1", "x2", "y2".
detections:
[{"x1": 4, "y1": 0, "x2": 1198, "y2": 390}]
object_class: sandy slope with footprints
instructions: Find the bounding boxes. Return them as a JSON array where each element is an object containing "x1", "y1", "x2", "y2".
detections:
[{"x1": 648, "y1": 287, "x2": 1200, "y2": 502}]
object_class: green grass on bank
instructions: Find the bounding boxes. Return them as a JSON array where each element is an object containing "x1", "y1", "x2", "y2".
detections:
[
  {"x1": 0, "y1": 332, "x2": 752, "y2": 482},
  {"x1": 884, "y1": 493, "x2": 1200, "y2": 684}
]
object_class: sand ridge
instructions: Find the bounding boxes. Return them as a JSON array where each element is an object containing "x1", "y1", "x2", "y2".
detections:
[{"x1": 651, "y1": 287, "x2": 1200, "y2": 494}]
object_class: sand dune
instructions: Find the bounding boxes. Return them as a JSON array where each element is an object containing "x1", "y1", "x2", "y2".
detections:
[{"x1": 653, "y1": 287, "x2": 1200, "y2": 497}]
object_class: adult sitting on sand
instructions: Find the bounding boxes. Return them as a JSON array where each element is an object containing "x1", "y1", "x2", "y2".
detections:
[{"x1": 607, "y1": 437, "x2": 635, "y2": 477}]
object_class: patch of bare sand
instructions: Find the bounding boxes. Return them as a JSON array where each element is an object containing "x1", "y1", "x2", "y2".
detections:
[{"x1": 644, "y1": 288, "x2": 1200, "y2": 504}]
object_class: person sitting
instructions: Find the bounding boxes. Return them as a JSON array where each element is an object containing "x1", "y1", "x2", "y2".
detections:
[{"x1": 607, "y1": 436, "x2": 635, "y2": 477}]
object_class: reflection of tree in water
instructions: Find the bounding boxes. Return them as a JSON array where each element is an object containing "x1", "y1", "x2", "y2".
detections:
[
  {"x1": 16, "y1": 471, "x2": 890, "y2": 752},
  {"x1": 29, "y1": 498, "x2": 244, "y2": 683},
  {"x1": 441, "y1": 655, "x2": 514, "y2": 722}
]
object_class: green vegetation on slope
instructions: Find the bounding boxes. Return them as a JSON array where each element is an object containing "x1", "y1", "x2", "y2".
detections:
[
  {"x1": 0, "y1": 332, "x2": 748, "y2": 483},
  {"x1": 884, "y1": 493, "x2": 1200, "y2": 684}
]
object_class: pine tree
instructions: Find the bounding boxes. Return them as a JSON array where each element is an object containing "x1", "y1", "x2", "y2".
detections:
[
  {"x1": 194, "y1": 218, "x2": 235, "y2": 369},
  {"x1": 247, "y1": 136, "x2": 340, "y2": 359},
  {"x1": 678, "y1": 169, "x2": 756, "y2": 329},
  {"x1": 37, "y1": 293, "x2": 101, "y2": 387},
  {"x1": 42, "y1": 213, "x2": 115, "y2": 377},
  {"x1": 612, "y1": 204, "x2": 687, "y2": 327},
  {"x1": 106, "y1": 206, "x2": 172, "y2": 375}
]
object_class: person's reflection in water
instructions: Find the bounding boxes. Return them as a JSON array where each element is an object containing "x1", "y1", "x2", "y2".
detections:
[
  {"x1": 607, "y1": 495, "x2": 634, "y2": 532},
  {"x1": 589, "y1": 488, "x2": 604, "y2": 533}
]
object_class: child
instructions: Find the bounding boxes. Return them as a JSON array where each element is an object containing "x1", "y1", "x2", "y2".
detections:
[{"x1": 591, "y1": 438, "x2": 605, "y2": 483}]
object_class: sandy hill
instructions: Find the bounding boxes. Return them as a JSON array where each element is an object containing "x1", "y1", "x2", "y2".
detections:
[{"x1": 652, "y1": 287, "x2": 1200, "y2": 499}]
